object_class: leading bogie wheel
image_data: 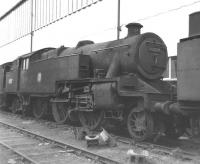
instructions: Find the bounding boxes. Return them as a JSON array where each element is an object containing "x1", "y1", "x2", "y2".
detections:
[
  {"x1": 127, "y1": 109, "x2": 154, "y2": 141},
  {"x1": 78, "y1": 110, "x2": 104, "y2": 130}
]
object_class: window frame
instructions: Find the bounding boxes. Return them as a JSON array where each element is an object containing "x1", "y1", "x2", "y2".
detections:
[{"x1": 21, "y1": 58, "x2": 29, "y2": 71}]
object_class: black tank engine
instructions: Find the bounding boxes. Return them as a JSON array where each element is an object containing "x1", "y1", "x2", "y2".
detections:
[{"x1": 0, "y1": 22, "x2": 183, "y2": 141}]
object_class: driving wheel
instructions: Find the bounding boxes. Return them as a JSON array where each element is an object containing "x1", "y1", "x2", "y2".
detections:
[{"x1": 127, "y1": 109, "x2": 154, "y2": 141}]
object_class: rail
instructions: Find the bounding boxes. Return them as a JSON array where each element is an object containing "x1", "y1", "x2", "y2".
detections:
[
  {"x1": 0, "y1": 141, "x2": 39, "y2": 164},
  {"x1": 0, "y1": 110, "x2": 199, "y2": 163},
  {"x1": 0, "y1": 120, "x2": 119, "y2": 164}
]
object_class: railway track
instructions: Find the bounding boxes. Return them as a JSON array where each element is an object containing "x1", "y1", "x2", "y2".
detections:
[
  {"x1": 0, "y1": 141, "x2": 39, "y2": 164},
  {"x1": 0, "y1": 110, "x2": 200, "y2": 163},
  {"x1": 114, "y1": 135, "x2": 200, "y2": 162},
  {"x1": 0, "y1": 120, "x2": 119, "y2": 164}
]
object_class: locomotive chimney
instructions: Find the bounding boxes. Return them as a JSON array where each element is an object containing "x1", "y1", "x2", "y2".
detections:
[{"x1": 126, "y1": 23, "x2": 143, "y2": 37}]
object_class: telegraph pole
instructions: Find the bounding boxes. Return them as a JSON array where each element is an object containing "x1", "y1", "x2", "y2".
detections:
[
  {"x1": 117, "y1": 0, "x2": 120, "y2": 40},
  {"x1": 30, "y1": 0, "x2": 34, "y2": 52}
]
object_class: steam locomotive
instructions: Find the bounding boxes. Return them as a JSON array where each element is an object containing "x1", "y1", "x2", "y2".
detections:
[{"x1": 1, "y1": 11, "x2": 199, "y2": 141}]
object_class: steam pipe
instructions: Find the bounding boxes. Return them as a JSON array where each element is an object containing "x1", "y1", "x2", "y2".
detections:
[{"x1": 154, "y1": 101, "x2": 187, "y2": 115}]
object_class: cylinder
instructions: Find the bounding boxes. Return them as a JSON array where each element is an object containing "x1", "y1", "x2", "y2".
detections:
[{"x1": 189, "y1": 11, "x2": 200, "y2": 37}]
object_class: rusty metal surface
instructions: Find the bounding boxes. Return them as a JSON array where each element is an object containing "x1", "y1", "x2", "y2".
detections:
[{"x1": 92, "y1": 82, "x2": 118, "y2": 110}]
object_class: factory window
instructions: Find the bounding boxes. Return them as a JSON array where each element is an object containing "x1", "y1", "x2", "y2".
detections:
[
  {"x1": 26, "y1": 58, "x2": 29, "y2": 70},
  {"x1": 22, "y1": 58, "x2": 29, "y2": 70}
]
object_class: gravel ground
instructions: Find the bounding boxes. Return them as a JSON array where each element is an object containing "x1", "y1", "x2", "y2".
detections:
[
  {"x1": 0, "y1": 125, "x2": 96, "y2": 164},
  {"x1": 0, "y1": 112, "x2": 199, "y2": 164}
]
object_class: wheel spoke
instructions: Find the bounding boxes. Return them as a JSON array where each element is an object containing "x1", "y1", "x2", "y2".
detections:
[{"x1": 127, "y1": 108, "x2": 154, "y2": 141}]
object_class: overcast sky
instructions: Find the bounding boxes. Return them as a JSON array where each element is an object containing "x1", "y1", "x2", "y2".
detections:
[{"x1": 0, "y1": 0, "x2": 199, "y2": 64}]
